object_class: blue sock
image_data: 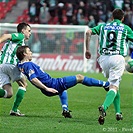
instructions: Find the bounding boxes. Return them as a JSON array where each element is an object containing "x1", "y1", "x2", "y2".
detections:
[
  {"x1": 82, "y1": 76, "x2": 107, "y2": 87},
  {"x1": 59, "y1": 90, "x2": 68, "y2": 111}
]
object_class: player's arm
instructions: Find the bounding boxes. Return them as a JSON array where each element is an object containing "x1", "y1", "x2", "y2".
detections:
[
  {"x1": 85, "y1": 24, "x2": 102, "y2": 59},
  {"x1": 31, "y1": 77, "x2": 58, "y2": 94},
  {"x1": 85, "y1": 29, "x2": 92, "y2": 59},
  {"x1": 0, "y1": 34, "x2": 11, "y2": 43},
  {"x1": 126, "y1": 26, "x2": 133, "y2": 42}
]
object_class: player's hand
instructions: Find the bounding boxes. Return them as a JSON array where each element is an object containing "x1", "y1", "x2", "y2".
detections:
[
  {"x1": 46, "y1": 88, "x2": 59, "y2": 94},
  {"x1": 85, "y1": 50, "x2": 91, "y2": 59}
]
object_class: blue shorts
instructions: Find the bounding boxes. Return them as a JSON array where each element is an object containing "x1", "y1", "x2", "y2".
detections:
[{"x1": 40, "y1": 76, "x2": 77, "y2": 96}]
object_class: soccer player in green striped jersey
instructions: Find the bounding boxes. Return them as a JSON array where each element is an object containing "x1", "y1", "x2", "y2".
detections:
[
  {"x1": 85, "y1": 8, "x2": 133, "y2": 125},
  {"x1": 0, "y1": 22, "x2": 31, "y2": 116}
]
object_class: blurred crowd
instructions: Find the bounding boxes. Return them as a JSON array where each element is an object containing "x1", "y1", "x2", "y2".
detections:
[{"x1": 28, "y1": 0, "x2": 133, "y2": 29}]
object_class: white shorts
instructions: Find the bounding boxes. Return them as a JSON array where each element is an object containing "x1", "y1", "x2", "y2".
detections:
[
  {"x1": 97, "y1": 55, "x2": 125, "y2": 88},
  {"x1": 0, "y1": 63, "x2": 25, "y2": 87}
]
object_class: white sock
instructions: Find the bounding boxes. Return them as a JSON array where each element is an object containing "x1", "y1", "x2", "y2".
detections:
[{"x1": 18, "y1": 87, "x2": 26, "y2": 92}]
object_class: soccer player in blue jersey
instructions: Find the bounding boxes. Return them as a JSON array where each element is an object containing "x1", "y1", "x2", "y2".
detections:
[
  {"x1": 16, "y1": 46, "x2": 109, "y2": 117},
  {"x1": 0, "y1": 23, "x2": 71, "y2": 118},
  {"x1": 85, "y1": 8, "x2": 133, "y2": 125}
]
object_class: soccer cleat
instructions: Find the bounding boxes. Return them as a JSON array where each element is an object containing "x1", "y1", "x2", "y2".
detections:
[
  {"x1": 10, "y1": 109, "x2": 25, "y2": 116},
  {"x1": 103, "y1": 82, "x2": 110, "y2": 91},
  {"x1": 98, "y1": 106, "x2": 106, "y2": 125},
  {"x1": 116, "y1": 113, "x2": 123, "y2": 121},
  {"x1": 62, "y1": 110, "x2": 72, "y2": 118}
]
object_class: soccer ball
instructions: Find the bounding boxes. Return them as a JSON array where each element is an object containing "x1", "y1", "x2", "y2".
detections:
[{"x1": 125, "y1": 59, "x2": 133, "y2": 73}]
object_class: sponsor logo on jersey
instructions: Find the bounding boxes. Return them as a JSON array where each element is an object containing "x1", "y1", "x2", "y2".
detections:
[
  {"x1": 104, "y1": 25, "x2": 124, "y2": 31},
  {"x1": 29, "y1": 69, "x2": 35, "y2": 77}
]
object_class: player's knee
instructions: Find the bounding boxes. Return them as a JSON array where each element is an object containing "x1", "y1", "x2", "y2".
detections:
[
  {"x1": 109, "y1": 84, "x2": 118, "y2": 91},
  {"x1": 20, "y1": 82, "x2": 28, "y2": 89},
  {"x1": 76, "y1": 74, "x2": 84, "y2": 82},
  {"x1": 7, "y1": 94, "x2": 13, "y2": 98},
  {"x1": 16, "y1": 79, "x2": 28, "y2": 89},
  {"x1": 6, "y1": 91, "x2": 13, "y2": 98},
  {"x1": 3, "y1": 84, "x2": 13, "y2": 98},
  {"x1": 22, "y1": 81, "x2": 28, "y2": 88}
]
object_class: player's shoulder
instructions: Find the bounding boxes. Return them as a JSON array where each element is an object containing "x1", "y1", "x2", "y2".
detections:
[
  {"x1": 123, "y1": 24, "x2": 132, "y2": 31},
  {"x1": 11, "y1": 33, "x2": 24, "y2": 39},
  {"x1": 26, "y1": 62, "x2": 37, "y2": 69},
  {"x1": 24, "y1": 61, "x2": 34, "y2": 66},
  {"x1": 92, "y1": 23, "x2": 105, "y2": 30},
  {"x1": 18, "y1": 61, "x2": 33, "y2": 68}
]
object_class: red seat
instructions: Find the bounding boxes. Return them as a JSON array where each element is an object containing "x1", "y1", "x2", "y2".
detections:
[
  {"x1": 48, "y1": 16, "x2": 58, "y2": 24},
  {"x1": 15, "y1": 14, "x2": 30, "y2": 23},
  {"x1": 23, "y1": 9, "x2": 28, "y2": 15},
  {"x1": 62, "y1": 16, "x2": 67, "y2": 24},
  {"x1": 0, "y1": 12, "x2": 6, "y2": 19},
  {"x1": 15, "y1": 8, "x2": 30, "y2": 23},
  {"x1": 23, "y1": 14, "x2": 30, "y2": 22},
  {"x1": 0, "y1": 1, "x2": 18, "y2": 21},
  {"x1": 10, "y1": 0, "x2": 17, "y2": 6},
  {"x1": 0, "y1": 2, "x2": 6, "y2": 7},
  {"x1": 15, "y1": 15, "x2": 25, "y2": 23},
  {"x1": 0, "y1": 5, "x2": 7, "y2": 20},
  {"x1": 5, "y1": 3, "x2": 13, "y2": 12}
]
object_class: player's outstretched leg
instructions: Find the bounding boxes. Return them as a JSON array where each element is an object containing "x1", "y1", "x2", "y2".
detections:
[{"x1": 82, "y1": 76, "x2": 110, "y2": 91}]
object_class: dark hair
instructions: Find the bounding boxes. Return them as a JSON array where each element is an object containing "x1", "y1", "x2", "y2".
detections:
[
  {"x1": 16, "y1": 46, "x2": 29, "y2": 61},
  {"x1": 112, "y1": 8, "x2": 125, "y2": 20},
  {"x1": 17, "y1": 22, "x2": 31, "y2": 33}
]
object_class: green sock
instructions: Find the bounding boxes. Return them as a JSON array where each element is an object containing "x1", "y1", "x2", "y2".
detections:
[
  {"x1": 113, "y1": 90, "x2": 121, "y2": 113},
  {"x1": 12, "y1": 87, "x2": 26, "y2": 112},
  {"x1": 103, "y1": 89, "x2": 116, "y2": 111},
  {"x1": 0, "y1": 89, "x2": 5, "y2": 97}
]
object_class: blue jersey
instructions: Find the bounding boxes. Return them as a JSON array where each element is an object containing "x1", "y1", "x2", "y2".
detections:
[{"x1": 18, "y1": 62, "x2": 77, "y2": 96}]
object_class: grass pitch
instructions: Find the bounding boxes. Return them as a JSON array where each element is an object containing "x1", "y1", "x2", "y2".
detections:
[{"x1": 0, "y1": 71, "x2": 132, "y2": 133}]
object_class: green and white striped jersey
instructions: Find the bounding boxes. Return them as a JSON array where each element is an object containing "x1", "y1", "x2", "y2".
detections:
[
  {"x1": 91, "y1": 19, "x2": 133, "y2": 56},
  {"x1": 0, "y1": 33, "x2": 25, "y2": 65}
]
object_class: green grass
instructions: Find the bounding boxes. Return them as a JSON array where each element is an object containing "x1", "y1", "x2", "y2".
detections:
[{"x1": 0, "y1": 71, "x2": 133, "y2": 133}]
